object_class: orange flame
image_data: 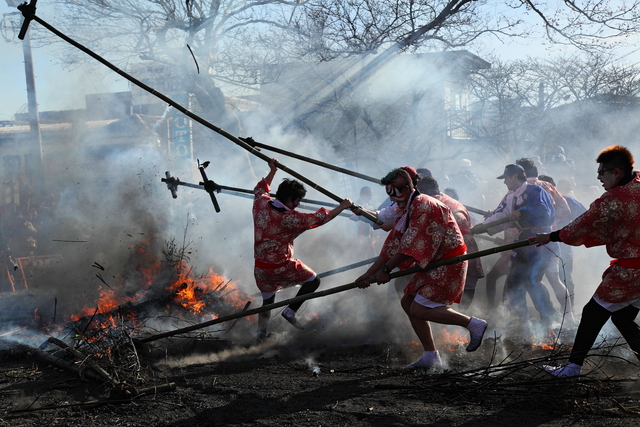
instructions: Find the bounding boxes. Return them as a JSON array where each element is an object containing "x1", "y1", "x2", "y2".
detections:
[
  {"x1": 68, "y1": 237, "x2": 252, "y2": 328},
  {"x1": 439, "y1": 328, "x2": 468, "y2": 352}
]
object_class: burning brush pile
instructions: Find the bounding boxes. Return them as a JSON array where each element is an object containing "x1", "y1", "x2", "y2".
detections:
[{"x1": 1, "y1": 234, "x2": 256, "y2": 403}]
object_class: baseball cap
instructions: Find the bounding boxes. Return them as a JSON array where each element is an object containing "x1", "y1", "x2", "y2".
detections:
[{"x1": 497, "y1": 164, "x2": 525, "y2": 179}]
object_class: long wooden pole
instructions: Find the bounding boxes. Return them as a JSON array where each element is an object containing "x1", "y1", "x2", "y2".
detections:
[
  {"x1": 241, "y1": 138, "x2": 381, "y2": 184},
  {"x1": 17, "y1": 5, "x2": 383, "y2": 227},
  {"x1": 137, "y1": 239, "x2": 533, "y2": 343},
  {"x1": 234, "y1": 139, "x2": 493, "y2": 217}
]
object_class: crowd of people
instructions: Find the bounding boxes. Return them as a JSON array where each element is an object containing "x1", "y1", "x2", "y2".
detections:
[{"x1": 251, "y1": 145, "x2": 640, "y2": 377}]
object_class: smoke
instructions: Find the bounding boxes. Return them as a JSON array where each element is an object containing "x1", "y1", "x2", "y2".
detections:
[
  {"x1": 0, "y1": 113, "x2": 607, "y2": 355},
  {"x1": 2, "y1": 38, "x2": 636, "y2": 376}
]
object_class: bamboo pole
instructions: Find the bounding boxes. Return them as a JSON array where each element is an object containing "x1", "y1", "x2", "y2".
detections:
[
  {"x1": 161, "y1": 176, "x2": 353, "y2": 217},
  {"x1": 473, "y1": 234, "x2": 503, "y2": 245},
  {"x1": 472, "y1": 216, "x2": 514, "y2": 234},
  {"x1": 240, "y1": 138, "x2": 381, "y2": 184},
  {"x1": 226, "y1": 139, "x2": 495, "y2": 219},
  {"x1": 137, "y1": 239, "x2": 533, "y2": 343},
  {"x1": 317, "y1": 257, "x2": 377, "y2": 278},
  {"x1": 464, "y1": 205, "x2": 491, "y2": 217},
  {"x1": 17, "y1": 5, "x2": 382, "y2": 227}
]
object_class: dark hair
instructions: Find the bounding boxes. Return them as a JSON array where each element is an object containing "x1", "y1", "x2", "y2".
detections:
[
  {"x1": 515, "y1": 158, "x2": 538, "y2": 178},
  {"x1": 381, "y1": 168, "x2": 412, "y2": 188},
  {"x1": 597, "y1": 145, "x2": 634, "y2": 177},
  {"x1": 443, "y1": 187, "x2": 459, "y2": 200},
  {"x1": 416, "y1": 168, "x2": 432, "y2": 178},
  {"x1": 417, "y1": 176, "x2": 439, "y2": 196},
  {"x1": 538, "y1": 174, "x2": 556, "y2": 186},
  {"x1": 276, "y1": 179, "x2": 306, "y2": 203}
]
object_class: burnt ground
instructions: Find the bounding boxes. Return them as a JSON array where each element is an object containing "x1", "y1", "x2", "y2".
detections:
[{"x1": 2, "y1": 328, "x2": 640, "y2": 427}]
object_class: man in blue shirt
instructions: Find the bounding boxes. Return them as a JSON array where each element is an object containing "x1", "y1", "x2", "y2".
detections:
[{"x1": 472, "y1": 164, "x2": 558, "y2": 328}]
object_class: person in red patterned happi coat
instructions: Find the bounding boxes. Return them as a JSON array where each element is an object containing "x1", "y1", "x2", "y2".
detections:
[
  {"x1": 354, "y1": 168, "x2": 487, "y2": 370},
  {"x1": 532, "y1": 145, "x2": 640, "y2": 377},
  {"x1": 417, "y1": 176, "x2": 485, "y2": 310},
  {"x1": 254, "y1": 159, "x2": 353, "y2": 341}
]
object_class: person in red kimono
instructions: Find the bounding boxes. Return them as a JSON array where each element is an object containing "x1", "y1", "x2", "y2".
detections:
[
  {"x1": 417, "y1": 176, "x2": 485, "y2": 310},
  {"x1": 532, "y1": 145, "x2": 640, "y2": 377},
  {"x1": 254, "y1": 159, "x2": 353, "y2": 341},
  {"x1": 354, "y1": 168, "x2": 487, "y2": 370}
]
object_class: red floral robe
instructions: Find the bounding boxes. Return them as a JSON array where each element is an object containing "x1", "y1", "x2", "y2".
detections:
[
  {"x1": 433, "y1": 194, "x2": 484, "y2": 280},
  {"x1": 253, "y1": 179, "x2": 331, "y2": 292},
  {"x1": 559, "y1": 173, "x2": 640, "y2": 303},
  {"x1": 381, "y1": 192, "x2": 467, "y2": 304}
]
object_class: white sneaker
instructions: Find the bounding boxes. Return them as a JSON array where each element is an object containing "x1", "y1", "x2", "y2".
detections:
[
  {"x1": 405, "y1": 351, "x2": 442, "y2": 370},
  {"x1": 466, "y1": 317, "x2": 488, "y2": 352},
  {"x1": 543, "y1": 363, "x2": 581, "y2": 378}
]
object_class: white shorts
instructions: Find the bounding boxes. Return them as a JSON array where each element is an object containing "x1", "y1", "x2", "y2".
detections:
[
  {"x1": 414, "y1": 294, "x2": 445, "y2": 308},
  {"x1": 261, "y1": 273, "x2": 317, "y2": 300},
  {"x1": 594, "y1": 295, "x2": 640, "y2": 312}
]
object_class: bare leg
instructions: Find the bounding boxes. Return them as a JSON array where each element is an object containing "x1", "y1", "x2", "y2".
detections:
[{"x1": 401, "y1": 294, "x2": 472, "y2": 351}]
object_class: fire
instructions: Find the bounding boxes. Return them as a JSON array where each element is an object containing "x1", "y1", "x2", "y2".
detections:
[
  {"x1": 131, "y1": 236, "x2": 163, "y2": 289},
  {"x1": 70, "y1": 286, "x2": 137, "y2": 321},
  {"x1": 537, "y1": 330, "x2": 562, "y2": 351},
  {"x1": 438, "y1": 328, "x2": 468, "y2": 352},
  {"x1": 166, "y1": 261, "x2": 248, "y2": 316},
  {"x1": 67, "y1": 236, "x2": 253, "y2": 332}
]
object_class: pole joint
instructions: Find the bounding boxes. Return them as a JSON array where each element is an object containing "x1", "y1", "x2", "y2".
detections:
[{"x1": 17, "y1": 0, "x2": 37, "y2": 40}]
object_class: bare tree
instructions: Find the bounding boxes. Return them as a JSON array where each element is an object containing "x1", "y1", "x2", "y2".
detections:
[
  {"x1": 23, "y1": 0, "x2": 640, "y2": 166},
  {"x1": 467, "y1": 53, "x2": 640, "y2": 162},
  {"x1": 266, "y1": 0, "x2": 640, "y2": 160}
]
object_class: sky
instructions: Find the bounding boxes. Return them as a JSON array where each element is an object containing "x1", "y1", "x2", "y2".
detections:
[
  {"x1": 0, "y1": 2, "x2": 129, "y2": 121},
  {"x1": 2, "y1": 2, "x2": 640, "y2": 121}
]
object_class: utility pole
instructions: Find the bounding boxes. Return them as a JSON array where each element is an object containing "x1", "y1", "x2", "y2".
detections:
[{"x1": 3, "y1": 0, "x2": 45, "y2": 192}]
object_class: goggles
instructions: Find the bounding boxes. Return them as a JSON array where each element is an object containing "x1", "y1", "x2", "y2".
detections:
[{"x1": 385, "y1": 184, "x2": 407, "y2": 197}]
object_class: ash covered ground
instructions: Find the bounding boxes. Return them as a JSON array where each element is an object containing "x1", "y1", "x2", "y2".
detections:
[{"x1": 2, "y1": 304, "x2": 640, "y2": 427}]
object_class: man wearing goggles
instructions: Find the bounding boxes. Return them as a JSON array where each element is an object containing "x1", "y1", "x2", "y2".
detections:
[{"x1": 354, "y1": 168, "x2": 487, "y2": 370}]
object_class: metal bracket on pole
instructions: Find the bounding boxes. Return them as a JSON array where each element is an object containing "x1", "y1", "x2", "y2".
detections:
[
  {"x1": 16, "y1": 0, "x2": 36, "y2": 40},
  {"x1": 197, "y1": 160, "x2": 221, "y2": 213}
]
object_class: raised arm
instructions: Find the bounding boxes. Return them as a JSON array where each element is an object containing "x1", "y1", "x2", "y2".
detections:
[{"x1": 265, "y1": 158, "x2": 278, "y2": 186}]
